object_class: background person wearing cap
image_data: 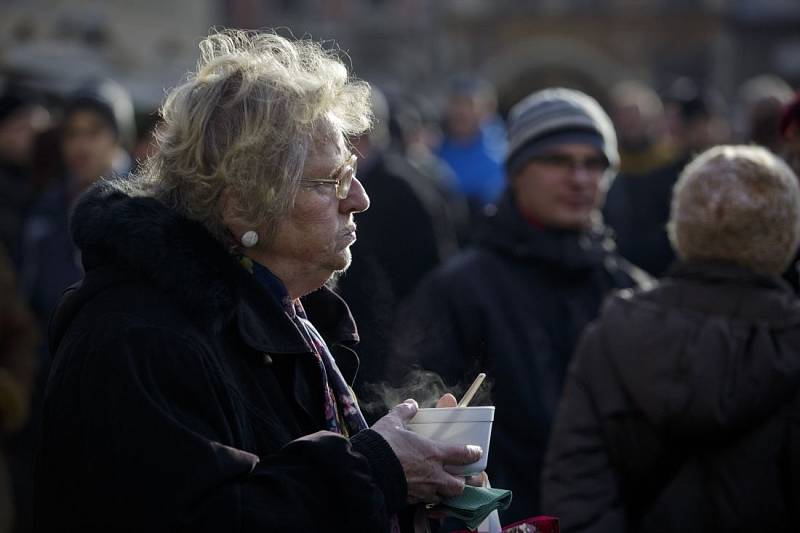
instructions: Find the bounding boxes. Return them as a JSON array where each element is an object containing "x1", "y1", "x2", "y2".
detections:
[
  {"x1": 392, "y1": 87, "x2": 650, "y2": 524},
  {"x1": 603, "y1": 77, "x2": 731, "y2": 278},
  {"x1": 437, "y1": 76, "x2": 507, "y2": 217},
  {"x1": 543, "y1": 145, "x2": 800, "y2": 533},
  {"x1": 7, "y1": 79, "x2": 137, "y2": 531},
  {"x1": 20, "y1": 78, "x2": 135, "y2": 326},
  {"x1": 0, "y1": 87, "x2": 51, "y2": 264},
  {"x1": 336, "y1": 87, "x2": 462, "y2": 423}
]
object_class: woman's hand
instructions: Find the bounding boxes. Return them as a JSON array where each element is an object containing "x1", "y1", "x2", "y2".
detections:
[
  {"x1": 434, "y1": 393, "x2": 488, "y2": 487},
  {"x1": 371, "y1": 399, "x2": 483, "y2": 505}
]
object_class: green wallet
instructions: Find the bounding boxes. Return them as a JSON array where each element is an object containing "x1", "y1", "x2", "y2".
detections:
[{"x1": 439, "y1": 486, "x2": 513, "y2": 530}]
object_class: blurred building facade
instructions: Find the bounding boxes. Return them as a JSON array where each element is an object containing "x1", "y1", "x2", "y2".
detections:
[
  {"x1": 2, "y1": 0, "x2": 799, "y2": 114},
  {"x1": 225, "y1": 0, "x2": 800, "y2": 112},
  {"x1": 0, "y1": 0, "x2": 220, "y2": 110},
  {"x1": 1, "y1": 0, "x2": 799, "y2": 119}
]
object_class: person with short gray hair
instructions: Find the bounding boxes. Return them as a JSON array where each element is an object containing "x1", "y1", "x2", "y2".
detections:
[
  {"x1": 669, "y1": 144, "x2": 800, "y2": 276},
  {"x1": 543, "y1": 145, "x2": 800, "y2": 532},
  {"x1": 35, "y1": 29, "x2": 482, "y2": 533}
]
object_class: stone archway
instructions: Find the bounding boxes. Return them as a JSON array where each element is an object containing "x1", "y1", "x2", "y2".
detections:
[{"x1": 480, "y1": 36, "x2": 631, "y2": 115}]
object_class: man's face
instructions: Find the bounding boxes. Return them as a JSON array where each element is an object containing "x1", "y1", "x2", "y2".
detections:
[
  {"x1": 612, "y1": 101, "x2": 649, "y2": 148},
  {"x1": 263, "y1": 130, "x2": 370, "y2": 283},
  {"x1": 0, "y1": 106, "x2": 49, "y2": 166},
  {"x1": 512, "y1": 143, "x2": 608, "y2": 230},
  {"x1": 62, "y1": 109, "x2": 119, "y2": 187},
  {"x1": 445, "y1": 94, "x2": 482, "y2": 141}
]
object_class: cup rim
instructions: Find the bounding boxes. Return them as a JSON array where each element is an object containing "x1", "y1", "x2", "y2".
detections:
[{"x1": 408, "y1": 405, "x2": 495, "y2": 424}]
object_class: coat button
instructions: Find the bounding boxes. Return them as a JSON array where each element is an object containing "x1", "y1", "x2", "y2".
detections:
[{"x1": 262, "y1": 353, "x2": 273, "y2": 365}]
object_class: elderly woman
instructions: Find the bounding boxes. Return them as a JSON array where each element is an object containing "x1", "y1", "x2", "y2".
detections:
[
  {"x1": 35, "y1": 30, "x2": 480, "y2": 533},
  {"x1": 542, "y1": 145, "x2": 800, "y2": 532}
]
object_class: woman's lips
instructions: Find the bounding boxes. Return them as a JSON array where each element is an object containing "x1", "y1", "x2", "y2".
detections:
[{"x1": 341, "y1": 230, "x2": 356, "y2": 246}]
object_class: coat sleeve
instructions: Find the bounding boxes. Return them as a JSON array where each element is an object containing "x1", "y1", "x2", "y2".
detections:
[
  {"x1": 68, "y1": 321, "x2": 405, "y2": 533},
  {"x1": 540, "y1": 323, "x2": 625, "y2": 533}
]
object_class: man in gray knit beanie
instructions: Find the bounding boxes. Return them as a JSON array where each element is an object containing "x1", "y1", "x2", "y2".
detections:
[
  {"x1": 507, "y1": 88, "x2": 618, "y2": 173},
  {"x1": 394, "y1": 87, "x2": 649, "y2": 524},
  {"x1": 505, "y1": 87, "x2": 619, "y2": 229}
]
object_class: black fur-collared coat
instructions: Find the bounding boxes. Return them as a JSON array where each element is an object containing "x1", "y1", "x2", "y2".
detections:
[{"x1": 34, "y1": 182, "x2": 407, "y2": 532}]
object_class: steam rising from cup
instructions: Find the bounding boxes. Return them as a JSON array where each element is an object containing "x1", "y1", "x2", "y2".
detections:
[{"x1": 359, "y1": 368, "x2": 493, "y2": 416}]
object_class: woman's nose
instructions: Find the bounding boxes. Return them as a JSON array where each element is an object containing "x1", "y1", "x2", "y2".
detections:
[{"x1": 341, "y1": 176, "x2": 370, "y2": 214}]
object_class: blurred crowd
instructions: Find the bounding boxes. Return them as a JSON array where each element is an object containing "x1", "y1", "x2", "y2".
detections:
[
  {"x1": 2, "y1": 59, "x2": 800, "y2": 531},
  {"x1": 0, "y1": 77, "x2": 155, "y2": 532}
]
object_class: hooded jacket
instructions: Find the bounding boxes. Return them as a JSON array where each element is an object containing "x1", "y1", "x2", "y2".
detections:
[
  {"x1": 392, "y1": 194, "x2": 650, "y2": 524},
  {"x1": 542, "y1": 261, "x2": 800, "y2": 532},
  {"x1": 35, "y1": 183, "x2": 406, "y2": 533}
]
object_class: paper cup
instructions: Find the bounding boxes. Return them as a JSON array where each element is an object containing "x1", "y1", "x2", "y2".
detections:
[{"x1": 406, "y1": 406, "x2": 494, "y2": 475}]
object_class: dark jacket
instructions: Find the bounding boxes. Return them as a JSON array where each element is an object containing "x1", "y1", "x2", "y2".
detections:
[
  {"x1": 542, "y1": 261, "x2": 800, "y2": 533},
  {"x1": 20, "y1": 183, "x2": 85, "y2": 325},
  {"x1": 338, "y1": 152, "x2": 458, "y2": 421},
  {"x1": 393, "y1": 194, "x2": 650, "y2": 524},
  {"x1": 602, "y1": 157, "x2": 687, "y2": 277},
  {"x1": 0, "y1": 243, "x2": 39, "y2": 533},
  {"x1": 35, "y1": 183, "x2": 407, "y2": 533},
  {"x1": 0, "y1": 161, "x2": 34, "y2": 265}
]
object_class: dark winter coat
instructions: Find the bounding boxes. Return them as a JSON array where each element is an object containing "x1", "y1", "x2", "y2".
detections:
[
  {"x1": 393, "y1": 194, "x2": 651, "y2": 524},
  {"x1": 35, "y1": 183, "x2": 407, "y2": 533},
  {"x1": 20, "y1": 183, "x2": 84, "y2": 325},
  {"x1": 0, "y1": 242, "x2": 39, "y2": 533},
  {"x1": 337, "y1": 152, "x2": 458, "y2": 421},
  {"x1": 0, "y1": 161, "x2": 34, "y2": 265},
  {"x1": 602, "y1": 157, "x2": 686, "y2": 277},
  {"x1": 542, "y1": 261, "x2": 800, "y2": 533}
]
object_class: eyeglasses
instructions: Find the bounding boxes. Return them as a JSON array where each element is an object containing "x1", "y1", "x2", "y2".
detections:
[
  {"x1": 301, "y1": 153, "x2": 358, "y2": 200},
  {"x1": 529, "y1": 153, "x2": 609, "y2": 174}
]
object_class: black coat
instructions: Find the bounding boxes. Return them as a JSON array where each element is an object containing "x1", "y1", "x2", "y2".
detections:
[
  {"x1": 542, "y1": 262, "x2": 800, "y2": 533},
  {"x1": 602, "y1": 157, "x2": 686, "y2": 278},
  {"x1": 20, "y1": 183, "x2": 83, "y2": 326},
  {"x1": 337, "y1": 153, "x2": 461, "y2": 421},
  {"x1": 0, "y1": 160, "x2": 34, "y2": 265},
  {"x1": 393, "y1": 194, "x2": 650, "y2": 524},
  {"x1": 35, "y1": 183, "x2": 406, "y2": 533}
]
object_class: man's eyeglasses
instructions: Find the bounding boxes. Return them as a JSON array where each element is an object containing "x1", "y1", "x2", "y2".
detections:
[
  {"x1": 301, "y1": 153, "x2": 358, "y2": 200},
  {"x1": 529, "y1": 153, "x2": 609, "y2": 174}
]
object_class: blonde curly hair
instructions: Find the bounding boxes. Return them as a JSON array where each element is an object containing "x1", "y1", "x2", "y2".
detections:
[
  {"x1": 121, "y1": 29, "x2": 372, "y2": 246},
  {"x1": 668, "y1": 145, "x2": 800, "y2": 276}
]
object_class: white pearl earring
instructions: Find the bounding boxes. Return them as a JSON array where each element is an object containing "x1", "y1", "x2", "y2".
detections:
[{"x1": 240, "y1": 230, "x2": 259, "y2": 248}]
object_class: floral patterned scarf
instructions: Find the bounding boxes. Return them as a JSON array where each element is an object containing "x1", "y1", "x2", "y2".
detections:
[
  {"x1": 243, "y1": 258, "x2": 400, "y2": 532},
  {"x1": 243, "y1": 258, "x2": 367, "y2": 436}
]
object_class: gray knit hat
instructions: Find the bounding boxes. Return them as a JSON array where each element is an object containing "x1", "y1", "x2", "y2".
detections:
[
  {"x1": 668, "y1": 145, "x2": 800, "y2": 276},
  {"x1": 506, "y1": 87, "x2": 619, "y2": 177}
]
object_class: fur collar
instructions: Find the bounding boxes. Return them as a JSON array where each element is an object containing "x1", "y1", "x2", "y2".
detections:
[{"x1": 70, "y1": 180, "x2": 242, "y2": 328}]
